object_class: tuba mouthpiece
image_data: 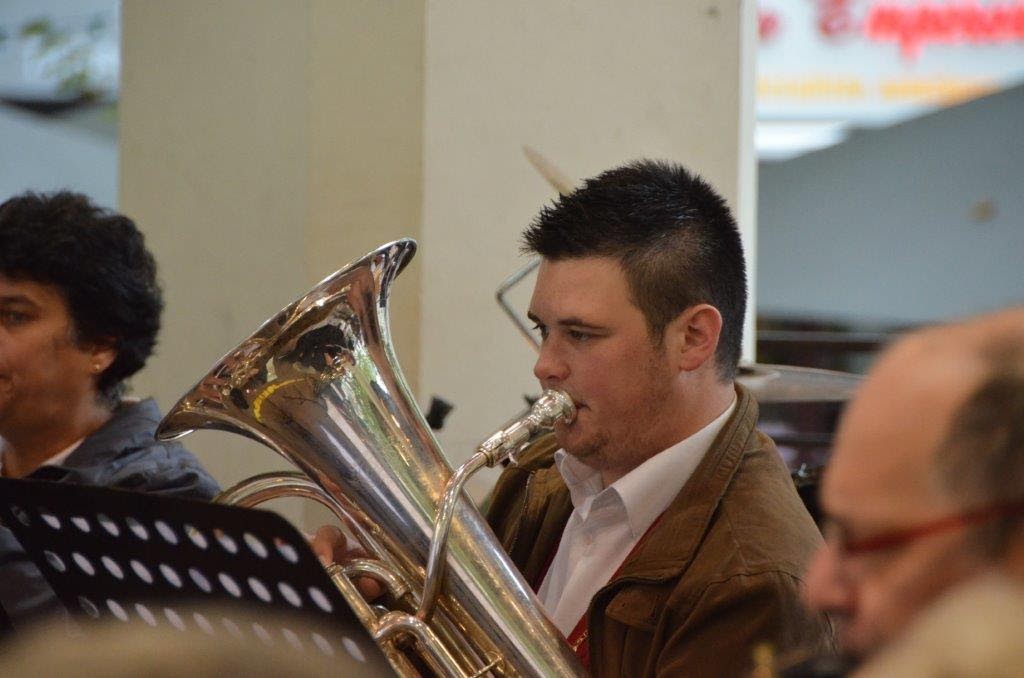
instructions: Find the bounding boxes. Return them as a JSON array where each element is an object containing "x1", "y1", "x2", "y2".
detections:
[
  {"x1": 530, "y1": 389, "x2": 577, "y2": 428},
  {"x1": 477, "y1": 389, "x2": 576, "y2": 466}
]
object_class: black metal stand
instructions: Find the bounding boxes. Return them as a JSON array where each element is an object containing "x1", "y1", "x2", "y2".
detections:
[{"x1": 0, "y1": 477, "x2": 390, "y2": 672}]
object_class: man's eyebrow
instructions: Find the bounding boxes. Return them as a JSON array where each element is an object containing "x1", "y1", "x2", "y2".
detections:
[
  {"x1": 823, "y1": 514, "x2": 874, "y2": 542},
  {"x1": 0, "y1": 294, "x2": 39, "y2": 307},
  {"x1": 820, "y1": 514, "x2": 843, "y2": 530},
  {"x1": 557, "y1": 317, "x2": 606, "y2": 330},
  {"x1": 527, "y1": 311, "x2": 606, "y2": 331}
]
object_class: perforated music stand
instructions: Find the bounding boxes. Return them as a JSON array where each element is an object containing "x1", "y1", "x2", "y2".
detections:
[{"x1": 0, "y1": 477, "x2": 391, "y2": 674}]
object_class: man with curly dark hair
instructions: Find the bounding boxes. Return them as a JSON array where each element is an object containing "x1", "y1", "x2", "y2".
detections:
[{"x1": 0, "y1": 191, "x2": 219, "y2": 631}]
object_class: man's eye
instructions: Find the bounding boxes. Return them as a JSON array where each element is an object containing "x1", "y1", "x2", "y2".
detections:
[
  {"x1": 0, "y1": 311, "x2": 30, "y2": 325},
  {"x1": 532, "y1": 323, "x2": 548, "y2": 340},
  {"x1": 822, "y1": 523, "x2": 843, "y2": 546},
  {"x1": 568, "y1": 330, "x2": 592, "y2": 342}
]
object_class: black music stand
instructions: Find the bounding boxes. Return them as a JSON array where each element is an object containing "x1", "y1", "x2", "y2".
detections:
[{"x1": 0, "y1": 478, "x2": 391, "y2": 674}]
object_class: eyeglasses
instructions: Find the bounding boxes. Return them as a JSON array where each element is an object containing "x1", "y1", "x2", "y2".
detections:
[{"x1": 827, "y1": 499, "x2": 1024, "y2": 556}]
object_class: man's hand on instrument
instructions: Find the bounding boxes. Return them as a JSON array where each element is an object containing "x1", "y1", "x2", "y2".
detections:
[{"x1": 309, "y1": 524, "x2": 385, "y2": 600}]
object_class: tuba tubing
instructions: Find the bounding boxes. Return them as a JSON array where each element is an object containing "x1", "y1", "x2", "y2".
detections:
[{"x1": 156, "y1": 239, "x2": 584, "y2": 677}]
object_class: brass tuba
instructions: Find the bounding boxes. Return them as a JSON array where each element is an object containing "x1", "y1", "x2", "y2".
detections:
[{"x1": 155, "y1": 240, "x2": 584, "y2": 677}]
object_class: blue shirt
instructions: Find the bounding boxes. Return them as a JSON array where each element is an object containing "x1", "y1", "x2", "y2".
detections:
[{"x1": 0, "y1": 398, "x2": 219, "y2": 631}]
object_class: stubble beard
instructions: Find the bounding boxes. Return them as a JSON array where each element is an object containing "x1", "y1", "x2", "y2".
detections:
[
  {"x1": 560, "y1": 419, "x2": 668, "y2": 481},
  {"x1": 559, "y1": 426, "x2": 611, "y2": 470},
  {"x1": 558, "y1": 349, "x2": 676, "y2": 476},
  {"x1": 0, "y1": 377, "x2": 13, "y2": 428}
]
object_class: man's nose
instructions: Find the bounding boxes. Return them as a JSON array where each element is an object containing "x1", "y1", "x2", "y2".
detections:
[
  {"x1": 533, "y1": 340, "x2": 569, "y2": 386},
  {"x1": 803, "y1": 543, "x2": 854, "y2": 615}
]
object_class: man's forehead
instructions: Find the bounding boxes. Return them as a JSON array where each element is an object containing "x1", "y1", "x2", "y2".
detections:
[
  {"x1": 0, "y1": 275, "x2": 67, "y2": 309},
  {"x1": 530, "y1": 257, "x2": 634, "y2": 309},
  {"x1": 823, "y1": 417, "x2": 941, "y2": 527},
  {"x1": 536, "y1": 256, "x2": 625, "y2": 281},
  {"x1": 822, "y1": 337, "x2": 983, "y2": 523}
]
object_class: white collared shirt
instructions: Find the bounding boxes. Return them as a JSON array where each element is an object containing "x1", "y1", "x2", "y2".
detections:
[{"x1": 537, "y1": 397, "x2": 737, "y2": 635}]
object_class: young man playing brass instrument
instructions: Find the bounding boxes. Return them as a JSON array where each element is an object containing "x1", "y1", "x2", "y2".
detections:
[{"x1": 315, "y1": 160, "x2": 831, "y2": 675}]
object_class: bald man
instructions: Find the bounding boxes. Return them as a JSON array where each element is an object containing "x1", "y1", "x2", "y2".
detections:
[{"x1": 803, "y1": 307, "x2": 1024, "y2": 674}]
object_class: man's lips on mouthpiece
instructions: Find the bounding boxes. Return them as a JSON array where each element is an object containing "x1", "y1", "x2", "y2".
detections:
[{"x1": 563, "y1": 399, "x2": 585, "y2": 423}]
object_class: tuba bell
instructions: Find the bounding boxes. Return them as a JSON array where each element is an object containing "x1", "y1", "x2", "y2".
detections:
[{"x1": 155, "y1": 239, "x2": 585, "y2": 677}]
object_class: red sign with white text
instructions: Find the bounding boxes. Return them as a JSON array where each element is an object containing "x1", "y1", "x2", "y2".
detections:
[{"x1": 758, "y1": 0, "x2": 1024, "y2": 124}]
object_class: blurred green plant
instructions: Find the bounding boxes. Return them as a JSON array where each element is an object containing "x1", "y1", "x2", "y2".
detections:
[{"x1": 6, "y1": 13, "x2": 112, "y2": 100}]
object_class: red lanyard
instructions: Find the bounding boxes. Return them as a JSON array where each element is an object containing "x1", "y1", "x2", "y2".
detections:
[{"x1": 537, "y1": 513, "x2": 666, "y2": 670}]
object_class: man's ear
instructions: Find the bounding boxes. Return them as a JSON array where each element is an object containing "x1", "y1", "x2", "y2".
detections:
[
  {"x1": 663, "y1": 304, "x2": 723, "y2": 373},
  {"x1": 87, "y1": 338, "x2": 117, "y2": 376}
]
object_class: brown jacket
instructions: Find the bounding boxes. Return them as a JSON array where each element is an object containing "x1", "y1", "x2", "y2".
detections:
[{"x1": 485, "y1": 385, "x2": 833, "y2": 676}]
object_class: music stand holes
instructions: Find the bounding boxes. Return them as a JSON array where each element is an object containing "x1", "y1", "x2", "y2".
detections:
[
  {"x1": 126, "y1": 517, "x2": 149, "y2": 541},
  {"x1": 43, "y1": 550, "x2": 66, "y2": 573},
  {"x1": 308, "y1": 586, "x2": 333, "y2": 613},
  {"x1": 215, "y1": 530, "x2": 238, "y2": 554},
  {"x1": 70, "y1": 516, "x2": 91, "y2": 533},
  {"x1": 10, "y1": 505, "x2": 31, "y2": 527},
  {"x1": 101, "y1": 556, "x2": 124, "y2": 580},
  {"x1": 185, "y1": 524, "x2": 208, "y2": 549},
  {"x1": 97, "y1": 513, "x2": 120, "y2": 537},
  {"x1": 341, "y1": 636, "x2": 368, "y2": 663},
  {"x1": 311, "y1": 633, "x2": 335, "y2": 657},
  {"x1": 78, "y1": 596, "x2": 100, "y2": 619},
  {"x1": 135, "y1": 603, "x2": 158, "y2": 627},
  {"x1": 244, "y1": 532, "x2": 268, "y2": 558},
  {"x1": 222, "y1": 617, "x2": 243, "y2": 640},
  {"x1": 41, "y1": 512, "x2": 61, "y2": 530},
  {"x1": 278, "y1": 582, "x2": 302, "y2": 608},
  {"x1": 155, "y1": 520, "x2": 178, "y2": 545},
  {"x1": 218, "y1": 572, "x2": 242, "y2": 598},
  {"x1": 160, "y1": 564, "x2": 183, "y2": 588},
  {"x1": 248, "y1": 576, "x2": 272, "y2": 603},
  {"x1": 276, "y1": 540, "x2": 300, "y2": 563},
  {"x1": 253, "y1": 622, "x2": 274, "y2": 646},
  {"x1": 165, "y1": 608, "x2": 187, "y2": 632},
  {"x1": 189, "y1": 567, "x2": 213, "y2": 593},
  {"x1": 107, "y1": 599, "x2": 129, "y2": 622},
  {"x1": 72, "y1": 552, "x2": 96, "y2": 576},
  {"x1": 193, "y1": 612, "x2": 215, "y2": 635},
  {"x1": 130, "y1": 559, "x2": 154, "y2": 584},
  {"x1": 282, "y1": 627, "x2": 303, "y2": 651}
]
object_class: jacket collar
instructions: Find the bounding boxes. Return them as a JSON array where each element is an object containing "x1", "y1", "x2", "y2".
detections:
[
  {"x1": 29, "y1": 399, "x2": 162, "y2": 479},
  {"x1": 514, "y1": 385, "x2": 759, "y2": 586},
  {"x1": 610, "y1": 383, "x2": 759, "y2": 582},
  {"x1": 552, "y1": 397, "x2": 737, "y2": 539}
]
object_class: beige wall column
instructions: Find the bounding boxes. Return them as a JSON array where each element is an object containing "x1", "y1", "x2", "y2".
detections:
[
  {"x1": 120, "y1": 1, "x2": 756, "y2": 509},
  {"x1": 120, "y1": 1, "x2": 425, "y2": 522},
  {"x1": 420, "y1": 1, "x2": 758, "y2": 494}
]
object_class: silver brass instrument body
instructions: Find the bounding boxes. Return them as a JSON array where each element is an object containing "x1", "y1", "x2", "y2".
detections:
[{"x1": 156, "y1": 240, "x2": 584, "y2": 677}]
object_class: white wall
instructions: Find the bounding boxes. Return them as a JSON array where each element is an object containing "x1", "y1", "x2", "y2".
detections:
[
  {"x1": 758, "y1": 84, "x2": 1024, "y2": 325},
  {"x1": 120, "y1": 1, "x2": 426, "y2": 529},
  {"x1": 419, "y1": 1, "x2": 758, "y2": 495},
  {"x1": 105, "y1": 2, "x2": 756, "y2": 517}
]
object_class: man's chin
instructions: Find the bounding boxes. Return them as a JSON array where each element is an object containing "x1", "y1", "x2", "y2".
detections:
[
  {"x1": 834, "y1": 629, "x2": 877, "y2": 667},
  {"x1": 553, "y1": 421, "x2": 607, "y2": 463},
  {"x1": 557, "y1": 436, "x2": 598, "y2": 462}
]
